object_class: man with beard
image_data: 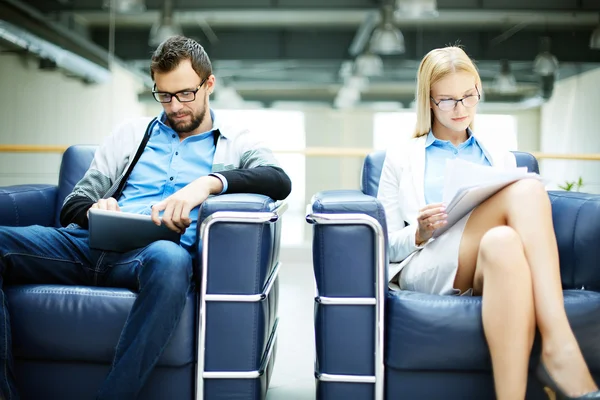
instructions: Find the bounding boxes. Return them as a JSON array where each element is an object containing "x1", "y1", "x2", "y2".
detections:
[{"x1": 0, "y1": 36, "x2": 291, "y2": 400}]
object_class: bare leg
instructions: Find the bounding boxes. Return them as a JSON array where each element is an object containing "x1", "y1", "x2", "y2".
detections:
[
  {"x1": 469, "y1": 226, "x2": 535, "y2": 400},
  {"x1": 455, "y1": 179, "x2": 597, "y2": 396}
]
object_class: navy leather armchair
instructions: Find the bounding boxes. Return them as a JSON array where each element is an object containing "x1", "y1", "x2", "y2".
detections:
[
  {"x1": 0, "y1": 145, "x2": 284, "y2": 400},
  {"x1": 306, "y1": 150, "x2": 600, "y2": 400}
]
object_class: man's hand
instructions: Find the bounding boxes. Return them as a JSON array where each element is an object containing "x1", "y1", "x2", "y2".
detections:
[
  {"x1": 415, "y1": 202, "x2": 447, "y2": 245},
  {"x1": 151, "y1": 176, "x2": 223, "y2": 234},
  {"x1": 88, "y1": 198, "x2": 121, "y2": 216}
]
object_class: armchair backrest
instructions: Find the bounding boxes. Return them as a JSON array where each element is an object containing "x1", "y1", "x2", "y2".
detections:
[
  {"x1": 360, "y1": 150, "x2": 540, "y2": 197},
  {"x1": 55, "y1": 145, "x2": 97, "y2": 225}
]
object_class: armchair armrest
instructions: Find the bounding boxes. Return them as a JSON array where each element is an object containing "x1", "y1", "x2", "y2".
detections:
[
  {"x1": 196, "y1": 193, "x2": 286, "y2": 393},
  {"x1": 198, "y1": 193, "x2": 285, "y2": 295},
  {"x1": 0, "y1": 184, "x2": 57, "y2": 227},
  {"x1": 307, "y1": 190, "x2": 388, "y2": 297},
  {"x1": 306, "y1": 190, "x2": 387, "y2": 400},
  {"x1": 549, "y1": 190, "x2": 600, "y2": 290}
]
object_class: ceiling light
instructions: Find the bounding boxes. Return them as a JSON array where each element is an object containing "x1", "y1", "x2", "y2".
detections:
[
  {"x1": 338, "y1": 61, "x2": 354, "y2": 80},
  {"x1": 355, "y1": 52, "x2": 383, "y2": 77},
  {"x1": 149, "y1": 22, "x2": 183, "y2": 47},
  {"x1": 370, "y1": 26, "x2": 405, "y2": 55},
  {"x1": 533, "y1": 52, "x2": 559, "y2": 76},
  {"x1": 148, "y1": 0, "x2": 181, "y2": 47},
  {"x1": 334, "y1": 87, "x2": 360, "y2": 108},
  {"x1": 533, "y1": 37, "x2": 559, "y2": 76},
  {"x1": 370, "y1": 5, "x2": 405, "y2": 55},
  {"x1": 345, "y1": 75, "x2": 369, "y2": 92},
  {"x1": 103, "y1": 0, "x2": 146, "y2": 14},
  {"x1": 395, "y1": 0, "x2": 438, "y2": 18},
  {"x1": 591, "y1": 26, "x2": 600, "y2": 50},
  {"x1": 494, "y1": 60, "x2": 517, "y2": 94}
]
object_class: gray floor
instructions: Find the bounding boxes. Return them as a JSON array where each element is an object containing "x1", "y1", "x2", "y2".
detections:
[{"x1": 266, "y1": 247, "x2": 316, "y2": 400}]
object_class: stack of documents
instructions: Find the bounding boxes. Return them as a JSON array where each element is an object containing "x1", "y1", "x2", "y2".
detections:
[{"x1": 433, "y1": 159, "x2": 542, "y2": 238}]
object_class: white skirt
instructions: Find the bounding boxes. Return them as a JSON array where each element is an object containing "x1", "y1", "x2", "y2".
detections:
[{"x1": 392, "y1": 211, "x2": 474, "y2": 296}]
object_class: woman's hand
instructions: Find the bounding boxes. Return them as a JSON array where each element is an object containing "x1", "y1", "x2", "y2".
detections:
[{"x1": 415, "y1": 203, "x2": 447, "y2": 245}]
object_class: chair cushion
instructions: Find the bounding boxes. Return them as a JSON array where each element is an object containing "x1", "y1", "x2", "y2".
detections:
[
  {"x1": 385, "y1": 289, "x2": 600, "y2": 372},
  {"x1": 0, "y1": 185, "x2": 57, "y2": 227},
  {"x1": 7, "y1": 285, "x2": 196, "y2": 367},
  {"x1": 513, "y1": 151, "x2": 540, "y2": 174},
  {"x1": 55, "y1": 145, "x2": 97, "y2": 226},
  {"x1": 361, "y1": 151, "x2": 386, "y2": 197},
  {"x1": 549, "y1": 191, "x2": 600, "y2": 291}
]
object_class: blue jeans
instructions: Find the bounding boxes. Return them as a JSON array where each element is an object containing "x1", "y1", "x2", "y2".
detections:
[{"x1": 0, "y1": 225, "x2": 193, "y2": 400}]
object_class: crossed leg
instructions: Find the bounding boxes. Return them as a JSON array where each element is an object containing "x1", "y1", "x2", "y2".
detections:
[{"x1": 453, "y1": 179, "x2": 597, "y2": 400}]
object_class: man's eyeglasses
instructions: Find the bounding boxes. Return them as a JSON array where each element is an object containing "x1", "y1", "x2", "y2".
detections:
[
  {"x1": 152, "y1": 77, "x2": 208, "y2": 103},
  {"x1": 431, "y1": 87, "x2": 481, "y2": 111}
]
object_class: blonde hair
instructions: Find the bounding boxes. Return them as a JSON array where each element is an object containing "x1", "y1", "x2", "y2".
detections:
[{"x1": 413, "y1": 46, "x2": 482, "y2": 138}]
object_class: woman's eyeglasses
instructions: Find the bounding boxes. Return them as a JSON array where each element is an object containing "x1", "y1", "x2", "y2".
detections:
[{"x1": 431, "y1": 87, "x2": 481, "y2": 111}]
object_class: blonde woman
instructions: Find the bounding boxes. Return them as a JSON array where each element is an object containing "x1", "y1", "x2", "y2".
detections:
[{"x1": 377, "y1": 46, "x2": 599, "y2": 400}]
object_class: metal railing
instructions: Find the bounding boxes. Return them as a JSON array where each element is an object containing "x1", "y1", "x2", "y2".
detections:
[
  {"x1": 2, "y1": 144, "x2": 600, "y2": 161},
  {"x1": 305, "y1": 211, "x2": 386, "y2": 400}
]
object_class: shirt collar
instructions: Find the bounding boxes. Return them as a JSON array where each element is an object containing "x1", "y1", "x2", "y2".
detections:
[
  {"x1": 425, "y1": 127, "x2": 475, "y2": 148},
  {"x1": 425, "y1": 130, "x2": 436, "y2": 148},
  {"x1": 156, "y1": 108, "x2": 227, "y2": 138}
]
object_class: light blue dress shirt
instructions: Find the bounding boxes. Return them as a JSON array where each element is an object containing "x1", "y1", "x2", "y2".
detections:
[
  {"x1": 424, "y1": 129, "x2": 491, "y2": 205},
  {"x1": 118, "y1": 111, "x2": 223, "y2": 253}
]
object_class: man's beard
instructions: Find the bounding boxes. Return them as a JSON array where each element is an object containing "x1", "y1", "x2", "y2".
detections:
[{"x1": 166, "y1": 108, "x2": 206, "y2": 134}]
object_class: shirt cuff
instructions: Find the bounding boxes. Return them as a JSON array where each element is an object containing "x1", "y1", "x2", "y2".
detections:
[{"x1": 209, "y1": 173, "x2": 228, "y2": 194}]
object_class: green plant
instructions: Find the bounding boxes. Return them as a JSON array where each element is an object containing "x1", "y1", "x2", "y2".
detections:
[{"x1": 559, "y1": 177, "x2": 584, "y2": 192}]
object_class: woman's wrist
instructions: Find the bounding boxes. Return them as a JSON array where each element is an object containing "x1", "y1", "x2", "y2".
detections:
[{"x1": 415, "y1": 229, "x2": 424, "y2": 246}]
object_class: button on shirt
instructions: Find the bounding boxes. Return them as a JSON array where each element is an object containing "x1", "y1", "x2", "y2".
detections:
[
  {"x1": 118, "y1": 112, "x2": 217, "y2": 253},
  {"x1": 424, "y1": 129, "x2": 491, "y2": 205}
]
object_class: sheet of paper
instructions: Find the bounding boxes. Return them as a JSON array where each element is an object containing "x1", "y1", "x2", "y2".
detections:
[
  {"x1": 441, "y1": 158, "x2": 527, "y2": 205},
  {"x1": 432, "y1": 159, "x2": 541, "y2": 238}
]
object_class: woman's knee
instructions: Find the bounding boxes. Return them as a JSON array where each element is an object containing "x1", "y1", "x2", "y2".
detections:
[
  {"x1": 478, "y1": 226, "x2": 525, "y2": 267},
  {"x1": 506, "y1": 178, "x2": 547, "y2": 201}
]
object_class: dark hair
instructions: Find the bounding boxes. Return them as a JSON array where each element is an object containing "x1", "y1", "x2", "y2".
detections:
[{"x1": 150, "y1": 36, "x2": 212, "y2": 80}]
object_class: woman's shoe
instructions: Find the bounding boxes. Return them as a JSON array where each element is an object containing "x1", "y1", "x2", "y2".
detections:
[{"x1": 537, "y1": 361, "x2": 600, "y2": 400}]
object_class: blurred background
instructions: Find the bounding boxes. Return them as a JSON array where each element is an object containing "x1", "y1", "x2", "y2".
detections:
[
  {"x1": 1, "y1": 0, "x2": 600, "y2": 246},
  {"x1": 1, "y1": 1, "x2": 600, "y2": 397},
  {"x1": 2, "y1": 0, "x2": 600, "y2": 248}
]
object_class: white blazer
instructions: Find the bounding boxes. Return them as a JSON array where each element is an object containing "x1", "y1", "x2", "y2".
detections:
[{"x1": 376, "y1": 133, "x2": 516, "y2": 281}]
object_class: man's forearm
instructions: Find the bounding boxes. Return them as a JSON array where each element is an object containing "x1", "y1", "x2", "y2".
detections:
[
  {"x1": 216, "y1": 166, "x2": 291, "y2": 200},
  {"x1": 60, "y1": 195, "x2": 95, "y2": 228},
  {"x1": 199, "y1": 175, "x2": 224, "y2": 195}
]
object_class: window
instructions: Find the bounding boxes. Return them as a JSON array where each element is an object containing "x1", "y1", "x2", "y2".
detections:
[
  {"x1": 373, "y1": 112, "x2": 518, "y2": 151},
  {"x1": 373, "y1": 112, "x2": 416, "y2": 150},
  {"x1": 214, "y1": 109, "x2": 306, "y2": 245},
  {"x1": 471, "y1": 114, "x2": 518, "y2": 151}
]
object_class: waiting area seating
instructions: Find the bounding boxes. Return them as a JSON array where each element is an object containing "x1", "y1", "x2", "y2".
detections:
[
  {"x1": 307, "y1": 150, "x2": 600, "y2": 399},
  {"x1": 0, "y1": 145, "x2": 284, "y2": 400}
]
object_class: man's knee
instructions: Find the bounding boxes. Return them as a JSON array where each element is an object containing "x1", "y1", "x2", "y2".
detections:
[{"x1": 141, "y1": 241, "x2": 192, "y2": 290}]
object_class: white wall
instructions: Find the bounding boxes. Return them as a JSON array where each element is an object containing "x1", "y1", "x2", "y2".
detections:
[
  {"x1": 513, "y1": 109, "x2": 541, "y2": 152},
  {"x1": 540, "y1": 68, "x2": 600, "y2": 193},
  {"x1": 0, "y1": 54, "x2": 147, "y2": 186}
]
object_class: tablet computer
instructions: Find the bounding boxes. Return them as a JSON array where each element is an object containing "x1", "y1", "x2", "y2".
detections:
[{"x1": 88, "y1": 208, "x2": 181, "y2": 253}]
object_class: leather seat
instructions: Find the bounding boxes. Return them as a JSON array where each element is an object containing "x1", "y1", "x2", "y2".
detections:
[
  {"x1": 308, "y1": 150, "x2": 600, "y2": 400},
  {"x1": 0, "y1": 145, "x2": 283, "y2": 400}
]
